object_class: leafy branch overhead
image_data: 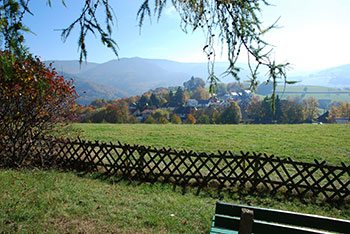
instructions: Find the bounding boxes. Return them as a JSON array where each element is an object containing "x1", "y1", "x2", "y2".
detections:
[
  {"x1": 58, "y1": 0, "x2": 118, "y2": 62},
  {"x1": 1, "y1": 0, "x2": 290, "y2": 101},
  {"x1": 137, "y1": 0, "x2": 290, "y2": 100}
]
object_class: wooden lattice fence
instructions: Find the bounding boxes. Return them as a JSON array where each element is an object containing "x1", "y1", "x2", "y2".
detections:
[{"x1": 42, "y1": 137, "x2": 350, "y2": 202}]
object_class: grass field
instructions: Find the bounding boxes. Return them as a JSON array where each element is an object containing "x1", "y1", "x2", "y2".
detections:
[
  {"x1": 274, "y1": 85, "x2": 350, "y2": 102},
  {"x1": 2, "y1": 124, "x2": 350, "y2": 233},
  {"x1": 1, "y1": 169, "x2": 350, "y2": 233},
  {"x1": 72, "y1": 123, "x2": 350, "y2": 165}
]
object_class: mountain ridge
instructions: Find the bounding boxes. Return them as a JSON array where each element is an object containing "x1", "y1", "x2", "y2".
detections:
[{"x1": 46, "y1": 58, "x2": 350, "y2": 105}]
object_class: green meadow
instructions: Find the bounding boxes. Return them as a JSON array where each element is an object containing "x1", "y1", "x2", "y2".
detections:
[
  {"x1": 274, "y1": 85, "x2": 350, "y2": 102},
  {"x1": 1, "y1": 169, "x2": 350, "y2": 233},
  {"x1": 2, "y1": 123, "x2": 350, "y2": 233},
  {"x1": 73, "y1": 123, "x2": 350, "y2": 165}
]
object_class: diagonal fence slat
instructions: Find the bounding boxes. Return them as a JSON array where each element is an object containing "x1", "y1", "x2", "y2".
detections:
[{"x1": 42, "y1": 137, "x2": 350, "y2": 203}]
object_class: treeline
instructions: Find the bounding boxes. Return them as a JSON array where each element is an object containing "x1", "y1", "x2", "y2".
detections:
[
  {"x1": 73, "y1": 77, "x2": 350, "y2": 124},
  {"x1": 75, "y1": 96, "x2": 242, "y2": 125},
  {"x1": 247, "y1": 96, "x2": 319, "y2": 124}
]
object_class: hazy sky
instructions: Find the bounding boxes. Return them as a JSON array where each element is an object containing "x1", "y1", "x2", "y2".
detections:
[{"x1": 23, "y1": 0, "x2": 350, "y2": 74}]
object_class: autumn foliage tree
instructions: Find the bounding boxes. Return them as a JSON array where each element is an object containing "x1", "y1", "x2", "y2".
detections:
[
  {"x1": 185, "y1": 114, "x2": 197, "y2": 124},
  {"x1": 0, "y1": 51, "x2": 77, "y2": 167},
  {"x1": 171, "y1": 114, "x2": 182, "y2": 124},
  {"x1": 328, "y1": 102, "x2": 350, "y2": 122}
]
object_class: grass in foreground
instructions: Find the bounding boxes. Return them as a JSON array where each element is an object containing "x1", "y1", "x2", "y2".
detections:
[
  {"x1": 1, "y1": 169, "x2": 350, "y2": 233},
  {"x1": 73, "y1": 124, "x2": 350, "y2": 165}
]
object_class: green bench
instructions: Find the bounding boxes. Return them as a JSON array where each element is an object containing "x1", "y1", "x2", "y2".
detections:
[{"x1": 210, "y1": 202, "x2": 350, "y2": 234}]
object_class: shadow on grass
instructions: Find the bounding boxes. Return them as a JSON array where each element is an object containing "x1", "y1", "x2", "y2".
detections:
[{"x1": 72, "y1": 169, "x2": 348, "y2": 209}]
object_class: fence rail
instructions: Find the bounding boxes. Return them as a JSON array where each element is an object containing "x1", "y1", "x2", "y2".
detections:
[{"x1": 42, "y1": 137, "x2": 350, "y2": 202}]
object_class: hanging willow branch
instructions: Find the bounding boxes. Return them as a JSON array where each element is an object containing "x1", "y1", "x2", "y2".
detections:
[
  {"x1": 137, "y1": 0, "x2": 293, "y2": 107},
  {"x1": 1, "y1": 0, "x2": 294, "y2": 106}
]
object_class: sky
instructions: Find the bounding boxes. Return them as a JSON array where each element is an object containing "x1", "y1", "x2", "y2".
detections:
[{"x1": 22, "y1": 0, "x2": 350, "y2": 74}]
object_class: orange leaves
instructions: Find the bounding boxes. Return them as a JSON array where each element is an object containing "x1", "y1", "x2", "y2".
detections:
[{"x1": 1, "y1": 50, "x2": 78, "y2": 166}]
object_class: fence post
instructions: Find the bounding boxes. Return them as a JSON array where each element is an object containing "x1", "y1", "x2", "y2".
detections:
[
  {"x1": 253, "y1": 153, "x2": 259, "y2": 192},
  {"x1": 241, "y1": 151, "x2": 247, "y2": 188},
  {"x1": 137, "y1": 146, "x2": 145, "y2": 180}
]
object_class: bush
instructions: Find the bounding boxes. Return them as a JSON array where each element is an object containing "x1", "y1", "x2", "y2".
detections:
[
  {"x1": 185, "y1": 114, "x2": 196, "y2": 124},
  {"x1": 0, "y1": 51, "x2": 77, "y2": 167},
  {"x1": 158, "y1": 117, "x2": 169, "y2": 124},
  {"x1": 128, "y1": 115, "x2": 139, "y2": 124},
  {"x1": 171, "y1": 114, "x2": 182, "y2": 124},
  {"x1": 144, "y1": 115, "x2": 157, "y2": 124}
]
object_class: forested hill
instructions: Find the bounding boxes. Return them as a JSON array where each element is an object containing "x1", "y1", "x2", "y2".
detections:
[
  {"x1": 46, "y1": 58, "x2": 350, "y2": 105},
  {"x1": 57, "y1": 72, "x2": 128, "y2": 106},
  {"x1": 45, "y1": 58, "x2": 252, "y2": 102},
  {"x1": 290, "y1": 64, "x2": 350, "y2": 87}
]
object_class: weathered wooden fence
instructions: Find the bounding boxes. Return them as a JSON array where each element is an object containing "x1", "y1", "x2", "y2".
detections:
[{"x1": 42, "y1": 137, "x2": 350, "y2": 202}]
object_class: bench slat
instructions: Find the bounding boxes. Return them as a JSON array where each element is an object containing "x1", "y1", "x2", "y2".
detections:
[
  {"x1": 212, "y1": 215, "x2": 329, "y2": 234},
  {"x1": 215, "y1": 202, "x2": 350, "y2": 233}
]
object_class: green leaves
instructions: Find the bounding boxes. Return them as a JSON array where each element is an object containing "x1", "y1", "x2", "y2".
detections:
[
  {"x1": 60, "y1": 0, "x2": 118, "y2": 64},
  {"x1": 136, "y1": 0, "x2": 291, "y2": 107}
]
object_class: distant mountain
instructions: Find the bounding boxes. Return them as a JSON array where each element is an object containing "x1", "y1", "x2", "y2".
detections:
[
  {"x1": 58, "y1": 72, "x2": 127, "y2": 106},
  {"x1": 46, "y1": 58, "x2": 350, "y2": 105},
  {"x1": 78, "y1": 58, "x2": 191, "y2": 96},
  {"x1": 48, "y1": 58, "x2": 255, "y2": 97},
  {"x1": 290, "y1": 64, "x2": 350, "y2": 87},
  {"x1": 45, "y1": 60, "x2": 98, "y2": 74}
]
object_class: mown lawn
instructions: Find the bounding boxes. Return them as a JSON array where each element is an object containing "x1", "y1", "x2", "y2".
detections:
[
  {"x1": 72, "y1": 123, "x2": 350, "y2": 165},
  {"x1": 1, "y1": 169, "x2": 349, "y2": 233}
]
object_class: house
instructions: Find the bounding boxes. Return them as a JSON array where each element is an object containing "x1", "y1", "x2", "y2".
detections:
[
  {"x1": 219, "y1": 100, "x2": 231, "y2": 108},
  {"x1": 197, "y1": 99, "x2": 211, "y2": 108},
  {"x1": 335, "y1": 117, "x2": 349, "y2": 124},
  {"x1": 231, "y1": 90, "x2": 252, "y2": 101},
  {"x1": 128, "y1": 102, "x2": 137, "y2": 114},
  {"x1": 141, "y1": 109, "x2": 153, "y2": 120},
  {"x1": 185, "y1": 99, "x2": 198, "y2": 107},
  {"x1": 216, "y1": 94, "x2": 232, "y2": 101},
  {"x1": 317, "y1": 111, "x2": 329, "y2": 123}
]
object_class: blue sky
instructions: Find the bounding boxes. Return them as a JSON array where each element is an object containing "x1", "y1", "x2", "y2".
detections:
[{"x1": 23, "y1": 0, "x2": 350, "y2": 74}]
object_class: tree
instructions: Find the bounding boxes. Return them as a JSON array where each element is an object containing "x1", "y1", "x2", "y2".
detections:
[
  {"x1": 328, "y1": 102, "x2": 350, "y2": 122},
  {"x1": 280, "y1": 100, "x2": 304, "y2": 124},
  {"x1": 158, "y1": 117, "x2": 169, "y2": 124},
  {"x1": 212, "y1": 109, "x2": 220, "y2": 124},
  {"x1": 183, "y1": 77, "x2": 205, "y2": 92},
  {"x1": 191, "y1": 87, "x2": 209, "y2": 100},
  {"x1": 198, "y1": 114, "x2": 210, "y2": 124},
  {"x1": 151, "y1": 109, "x2": 170, "y2": 122},
  {"x1": 150, "y1": 93, "x2": 160, "y2": 107},
  {"x1": 185, "y1": 114, "x2": 196, "y2": 124},
  {"x1": 171, "y1": 114, "x2": 182, "y2": 124},
  {"x1": 0, "y1": 51, "x2": 77, "y2": 167},
  {"x1": 247, "y1": 96, "x2": 263, "y2": 123},
  {"x1": 174, "y1": 87, "x2": 186, "y2": 106},
  {"x1": 1, "y1": 0, "x2": 290, "y2": 99},
  {"x1": 137, "y1": 95, "x2": 150, "y2": 111},
  {"x1": 217, "y1": 101, "x2": 241, "y2": 124},
  {"x1": 303, "y1": 97, "x2": 319, "y2": 123},
  {"x1": 227, "y1": 82, "x2": 244, "y2": 93},
  {"x1": 144, "y1": 115, "x2": 156, "y2": 124},
  {"x1": 216, "y1": 83, "x2": 228, "y2": 96},
  {"x1": 260, "y1": 96, "x2": 274, "y2": 123},
  {"x1": 128, "y1": 115, "x2": 139, "y2": 124}
]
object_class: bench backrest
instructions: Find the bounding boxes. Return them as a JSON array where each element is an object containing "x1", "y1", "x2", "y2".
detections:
[{"x1": 214, "y1": 202, "x2": 350, "y2": 234}]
